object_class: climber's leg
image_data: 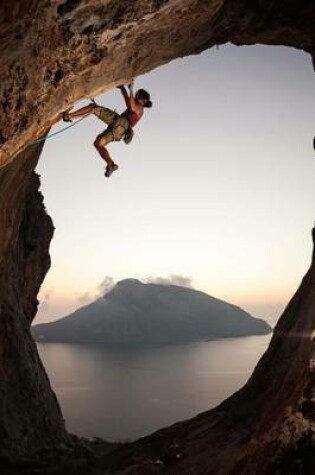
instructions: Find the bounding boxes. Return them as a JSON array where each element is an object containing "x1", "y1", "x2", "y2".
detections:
[
  {"x1": 93, "y1": 132, "x2": 119, "y2": 178},
  {"x1": 93, "y1": 106, "x2": 117, "y2": 125},
  {"x1": 63, "y1": 103, "x2": 96, "y2": 122}
]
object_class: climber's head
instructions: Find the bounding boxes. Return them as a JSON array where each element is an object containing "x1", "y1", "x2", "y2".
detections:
[{"x1": 136, "y1": 89, "x2": 152, "y2": 108}]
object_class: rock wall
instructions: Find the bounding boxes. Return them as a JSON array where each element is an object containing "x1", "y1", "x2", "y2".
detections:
[
  {"x1": 0, "y1": 0, "x2": 314, "y2": 165},
  {"x1": 0, "y1": 0, "x2": 315, "y2": 470},
  {"x1": 0, "y1": 140, "x2": 68, "y2": 457}
]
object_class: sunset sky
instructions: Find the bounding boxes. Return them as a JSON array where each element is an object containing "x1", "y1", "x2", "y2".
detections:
[{"x1": 35, "y1": 44, "x2": 315, "y2": 326}]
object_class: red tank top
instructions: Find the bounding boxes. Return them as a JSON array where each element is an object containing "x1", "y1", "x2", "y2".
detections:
[{"x1": 122, "y1": 108, "x2": 141, "y2": 128}]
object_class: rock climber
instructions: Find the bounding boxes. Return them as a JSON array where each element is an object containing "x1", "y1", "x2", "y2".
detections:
[{"x1": 62, "y1": 80, "x2": 152, "y2": 177}]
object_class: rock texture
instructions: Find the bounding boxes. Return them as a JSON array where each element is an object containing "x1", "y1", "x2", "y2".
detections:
[
  {"x1": 0, "y1": 0, "x2": 315, "y2": 472},
  {"x1": 0, "y1": 0, "x2": 315, "y2": 165},
  {"x1": 0, "y1": 140, "x2": 68, "y2": 457}
]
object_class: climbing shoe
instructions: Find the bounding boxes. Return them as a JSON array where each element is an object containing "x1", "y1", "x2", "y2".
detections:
[
  {"x1": 105, "y1": 163, "x2": 119, "y2": 178},
  {"x1": 62, "y1": 110, "x2": 72, "y2": 122}
]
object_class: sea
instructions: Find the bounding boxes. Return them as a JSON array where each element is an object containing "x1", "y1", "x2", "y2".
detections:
[{"x1": 37, "y1": 334, "x2": 272, "y2": 442}]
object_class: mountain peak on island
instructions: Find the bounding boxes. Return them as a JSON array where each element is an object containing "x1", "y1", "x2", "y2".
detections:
[
  {"x1": 33, "y1": 279, "x2": 272, "y2": 346},
  {"x1": 110, "y1": 278, "x2": 143, "y2": 291},
  {"x1": 106, "y1": 277, "x2": 194, "y2": 296},
  {"x1": 117, "y1": 278, "x2": 143, "y2": 286},
  {"x1": 104, "y1": 278, "x2": 145, "y2": 300}
]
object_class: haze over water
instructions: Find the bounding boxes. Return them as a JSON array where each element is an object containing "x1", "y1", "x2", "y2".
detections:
[{"x1": 38, "y1": 334, "x2": 271, "y2": 441}]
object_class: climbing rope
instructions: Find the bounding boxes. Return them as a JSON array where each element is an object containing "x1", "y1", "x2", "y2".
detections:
[{"x1": 30, "y1": 114, "x2": 89, "y2": 146}]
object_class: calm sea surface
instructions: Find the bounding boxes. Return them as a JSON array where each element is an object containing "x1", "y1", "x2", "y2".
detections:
[{"x1": 37, "y1": 334, "x2": 272, "y2": 442}]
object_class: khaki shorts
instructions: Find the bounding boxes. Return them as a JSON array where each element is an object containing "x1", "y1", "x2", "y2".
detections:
[{"x1": 94, "y1": 106, "x2": 129, "y2": 142}]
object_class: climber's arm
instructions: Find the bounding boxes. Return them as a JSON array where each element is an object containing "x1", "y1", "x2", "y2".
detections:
[
  {"x1": 117, "y1": 79, "x2": 136, "y2": 108},
  {"x1": 127, "y1": 80, "x2": 137, "y2": 108},
  {"x1": 117, "y1": 85, "x2": 131, "y2": 108},
  {"x1": 127, "y1": 79, "x2": 134, "y2": 97}
]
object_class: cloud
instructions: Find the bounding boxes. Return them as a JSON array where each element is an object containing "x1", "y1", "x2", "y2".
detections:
[
  {"x1": 144, "y1": 274, "x2": 193, "y2": 288},
  {"x1": 97, "y1": 276, "x2": 115, "y2": 296},
  {"x1": 42, "y1": 289, "x2": 54, "y2": 302},
  {"x1": 76, "y1": 276, "x2": 116, "y2": 304},
  {"x1": 77, "y1": 292, "x2": 94, "y2": 305},
  {"x1": 38, "y1": 288, "x2": 55, "y2": 310},
  {"x1": 76, "y1": 275, "x2": 193, "y2": 306}
]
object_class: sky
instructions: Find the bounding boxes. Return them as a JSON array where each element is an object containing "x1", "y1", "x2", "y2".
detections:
[{"x1": 35, "y1": 44, "x2": 315, "y2": 327}]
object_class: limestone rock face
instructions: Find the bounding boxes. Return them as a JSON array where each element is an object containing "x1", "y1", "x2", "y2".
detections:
[
  {"x1": 0, "y1": 0, "x2": 314, "y2": 164},
  {"x1": 0, "y1": 0, "x2": 315, "y2": 471}
]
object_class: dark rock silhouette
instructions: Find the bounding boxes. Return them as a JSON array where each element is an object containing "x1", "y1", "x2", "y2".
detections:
[
  {"x1": 32, "y1": 279, "x2": 271, "y2": 344},
  {"x1": 0, "y1": 0, "x2": 315, "y2": 472},
  {"x1": 0, "y1": 140, "x2": 68, "y2": 458}
]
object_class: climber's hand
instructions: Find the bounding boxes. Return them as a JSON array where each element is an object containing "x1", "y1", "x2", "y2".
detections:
[{"x1": 127, "y1": 79, "x2": 134, "y2": 95}]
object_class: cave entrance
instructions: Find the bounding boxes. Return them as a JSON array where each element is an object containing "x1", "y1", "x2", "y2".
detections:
[{"x1": 33, "y1": 44, "x2": 315, "y2": 441}]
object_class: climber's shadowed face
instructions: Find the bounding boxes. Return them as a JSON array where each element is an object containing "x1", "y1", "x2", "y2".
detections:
[{"x1": 136, "y1": 89, "x2": 153, "y2": 108}]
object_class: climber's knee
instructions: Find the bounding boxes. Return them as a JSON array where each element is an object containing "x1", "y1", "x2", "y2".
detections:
[
  {"x1": 94, "y1": 128, "x2": 114, "y2": 148},
  {"x1": 94, "y1": 134, "x2": 107, "y2": 148}
]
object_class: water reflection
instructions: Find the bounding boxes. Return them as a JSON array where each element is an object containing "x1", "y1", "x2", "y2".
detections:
[{"x1": 38, "y1": 334, "x2": 271, "y2": 441}]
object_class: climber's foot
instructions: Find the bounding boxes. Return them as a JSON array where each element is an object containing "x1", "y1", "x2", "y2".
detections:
[
  {"x1": 105, "y1": 163, "x2": 119, "y2": 178},
  {"x1": 62, "y1": 109, "x2": 72, "y2": 122}
]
